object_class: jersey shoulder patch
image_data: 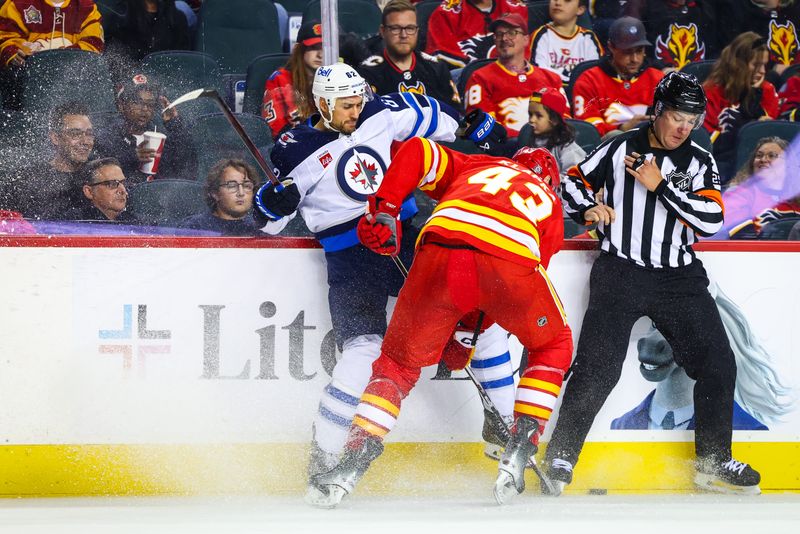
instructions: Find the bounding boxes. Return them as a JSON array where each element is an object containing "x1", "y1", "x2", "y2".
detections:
[
  {"x1": 270, "y1": 125, "x2": 336, "y2": 176},
  {"x1": 360, "y1": 55, "x2": 384, "y2": 67}
]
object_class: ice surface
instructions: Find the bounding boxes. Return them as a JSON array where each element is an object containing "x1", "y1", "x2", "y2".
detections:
[{"x1": 0, "y1": 493, "x2": 798, "y2": 534}]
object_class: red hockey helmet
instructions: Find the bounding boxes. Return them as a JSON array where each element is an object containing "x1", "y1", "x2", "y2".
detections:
[{"x1": 512, "y1": 146, "x2": 560, "y2": 190}]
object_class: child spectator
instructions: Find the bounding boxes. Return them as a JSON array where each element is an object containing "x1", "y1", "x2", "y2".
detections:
[
  {"x1": 623, "y1": 0, "x2": 717, "y2": 70},
  {"x1": 261, "y1": 20, "x2": 322, "y2": 138},
  {"x1": 717, "y1": 136, "x2": 800, "y2": 239},
  {"x1": 529, "y1": 0, "x2": 603, "y2": 85},
  {"x1": 179, "y1": 158, "x2": 263, "y2": 236},
  {"x1": 522, "y1": 86, "x2": 585, "y2": 186},
  {"x1": 465, "y1": 13, "x2": 562, "y2": 137},
  {"x1": 425, "y1": 0, "x2": 528, "y2": 68},
  {"x1": 703, "y1": 32, "x2": 779, "y2": 182}
]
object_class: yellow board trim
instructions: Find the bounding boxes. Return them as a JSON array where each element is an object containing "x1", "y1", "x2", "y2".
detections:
[
  {"x1": 0, "y1": 442, "x2": 797, "y2": 496},
  {"x1": 519, "y1": 377, "x2": 561, "y2": 395},
  {"x1": 361, "y1": 393, "x2": 400, "y2": 417}
]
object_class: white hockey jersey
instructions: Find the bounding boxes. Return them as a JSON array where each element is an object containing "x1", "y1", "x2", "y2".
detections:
[
  {"x1": 529, "y1": 24, "x2": 604, "y2": 85},
  {"x1": 267, "y1": 93, "x2": 459, "y2": 251}
]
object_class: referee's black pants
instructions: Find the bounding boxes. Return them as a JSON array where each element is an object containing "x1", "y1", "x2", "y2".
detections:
[{"x1": 546, "y1": 252, "x2": 737, "y2": 467}]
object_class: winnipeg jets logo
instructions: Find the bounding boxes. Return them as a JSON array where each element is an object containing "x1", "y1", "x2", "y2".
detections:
[
  {"x1": 667, "y1": 170, "x2": 692, "y2": 191},
  {"x1": 336, "y1": 146, "x2": 387, "y2": 201}
]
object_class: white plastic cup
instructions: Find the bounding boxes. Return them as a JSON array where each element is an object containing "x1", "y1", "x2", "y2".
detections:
[{"x1": 140, "y1": 131, "x2": 167, "y2": 175}]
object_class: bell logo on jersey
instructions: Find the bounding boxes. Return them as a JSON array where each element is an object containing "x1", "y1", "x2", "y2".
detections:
[
  {"x1": 655, "y1": 23, "x2": 705, "y2": 69},
  {"x1": 667, "y1": 170, "x2": 692, "y2": 192},
  {"x1": 768, "y1": 20, "x2": 799, "y2": 65},
  {"x1": 335, "y1": 146, "x2": 388, "y2": 201}
]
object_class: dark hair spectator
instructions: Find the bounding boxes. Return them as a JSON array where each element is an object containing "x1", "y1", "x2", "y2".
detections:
[
  {"x1": 179, "y1": 158, "x2": 263, "y2": 236},
  {"x1": 703, "y1": 32, "x2": 779, "y2": 182},
  {"x1": 78, "y1": 157, "x2": 136, "y2": 222},
  {"x1": 94, "y1": 73, "x2": 197, "y2": 184}
]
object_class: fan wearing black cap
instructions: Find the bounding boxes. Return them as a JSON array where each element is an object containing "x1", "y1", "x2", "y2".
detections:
[
  {"x1": 261, "y1": 20, "x2": 323, "y2": 138},
  {"x1": 94, "y1": 73, "x2": 197, "y2": 184},
  {"x1": 547, "y1": 71, "x2": 762, "y2": 496},
  {"x1": 571, "y1": 16, "x2": 664, "y2": 138}
]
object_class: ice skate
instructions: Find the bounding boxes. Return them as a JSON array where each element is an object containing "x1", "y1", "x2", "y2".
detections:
[
  {"x1": 303, "y1": 440, "x2": 339, "y2": 505},
  {"x1": 307, "y1": 437, "x2": 384, "y2": 508},
  {"x1": 493, "y1": 416, "x2": 539, "y2": 505},
  {"x1": 482, "y1": 409, "x2": 513, "y2": 461},
  {"x1": 541, "y1": 457, "x2": 573, "y2": 496},
  {"x1": 694, "y1": 456, "x2": 761, "y2": 495}
]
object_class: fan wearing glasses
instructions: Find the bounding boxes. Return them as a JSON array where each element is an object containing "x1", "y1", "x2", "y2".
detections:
[
  {"x1": 78, "y1": 158, "x2": 136, "y2": 223},
  {"x1": 179, "y1": 159, "x2": 263, "y2": 236},
  {"x1": 358, "y1": 0, "x2": 460, "y2": 108}
]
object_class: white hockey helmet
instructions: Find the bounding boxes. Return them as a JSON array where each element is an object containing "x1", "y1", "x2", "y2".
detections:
[{"x1": 312, "y1": 63, "x2": 371, "y2": 130}]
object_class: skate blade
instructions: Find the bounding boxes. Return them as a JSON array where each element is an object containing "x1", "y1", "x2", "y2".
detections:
[
  {"x1": 493, "y1": 470, "x2": 522, "y2": 505},
  {"x1": 540, "y1": 478, "x2": 566, "y2": 496},
  {"x1": 693, "y1": 474, "x2": 761, "y2": 495},
  {"x1": 304, "y1": 484, "x2": 348, "y2": 508},
  {"x1": 484, "y1": 442, "x2": 502, "y2": 461}
]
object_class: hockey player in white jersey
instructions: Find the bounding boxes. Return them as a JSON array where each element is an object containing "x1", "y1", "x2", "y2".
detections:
[{"x1": 252, "y1": 63, "x2": 516, "y2": 501}]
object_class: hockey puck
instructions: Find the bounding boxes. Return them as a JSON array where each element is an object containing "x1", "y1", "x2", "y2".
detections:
[{"x1": 588, "y1": 488, "x2": 607, "y2": 495}]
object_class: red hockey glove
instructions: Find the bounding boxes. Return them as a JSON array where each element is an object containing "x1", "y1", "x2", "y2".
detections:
[{"x1": 356, "y1": 196, "x2": 402, "y2": 256}]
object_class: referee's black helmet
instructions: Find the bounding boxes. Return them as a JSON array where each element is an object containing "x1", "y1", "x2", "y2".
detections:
[{"x1": 653, "y1": 71, "x2": 707, "y2": 126}]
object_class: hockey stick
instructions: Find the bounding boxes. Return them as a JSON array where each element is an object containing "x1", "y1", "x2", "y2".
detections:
[
  {"x1": 389, "y1": 256, "x2": 555, "y2": 494},
  {"x1": 164, "y1": 88, "x2": 281, "y2": 187}
]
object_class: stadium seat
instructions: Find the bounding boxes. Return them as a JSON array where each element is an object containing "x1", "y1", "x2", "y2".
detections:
[
  {"x1": 127, "y1": 179, "x2": 207, "y2": 227},
  {"x1": 566, "y1": 59, "x2": 599, "y2": 107},
  {"x1": 20, "y1": 49, "x2": 116, "y2": 115},
  {"x1": 457, "y1": 58, "x2": 495, "y2": 103},
  {"x1": 277, "y1": 0, "x2": 311, "y2": 13},
  {"x1": 194, "y1": 0, "x2": 283, "y2": 74},
  {"x1": 416, "y1": 0, "x2": 440, "y2": 53},
  {"x1": 527, "y1": 0, "x2": 592, "y2": 32},
  {"x1": 734, "y1": 120, "x2": 800, "y2": 171},
  {"x1": 242, "y1": 53, "x2": 291, "y2": 116},
  {"x1": 689, "y1": 126, "x2": 712, "y2": 152},
  {"x1": 566, "y1": 118, "x2": 602, "y2": 153},
  {"x1": 301, "y1": 0, "x2": 382, "y2": 39},
  {"x1": 141, "y1": 51, "x2": 223, "y2": 120},
  {"x1": 191, "y1": 112, "x2": 275, "y2": 181},
  {"x1": 679, "y1": 59, "x2": 715, "y2": 83}
]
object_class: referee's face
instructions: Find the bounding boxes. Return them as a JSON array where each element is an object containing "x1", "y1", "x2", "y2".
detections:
[{"x1": 653, "y1": 109, "x2": 697, "y2": 149}]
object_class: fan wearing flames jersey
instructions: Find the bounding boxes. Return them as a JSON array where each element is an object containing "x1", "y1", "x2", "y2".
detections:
[
  {"x1": 465, "y1": 13, "x2": 562, "y2": 136},
  {"x1": 622, "y1": 0, "x2": 717, "y2": 69},
  {"x1": 425, "y1": 0, "x2": 528, "y2": 68},
  {"x1": 571, "y1": 17, "x2": 663, "y2": 137},
  {"x1": 307, "y1": 138, "x2": 574, "y2": 508}
]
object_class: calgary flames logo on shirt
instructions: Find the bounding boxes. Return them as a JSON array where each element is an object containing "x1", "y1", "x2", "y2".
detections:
[
  {"x1": 655, "y1": 23, "x2": 705, "y2": 69},
  {"x1": 336, "y1": 146, "x2": 388, "y2": 201},
  {"x1": 442, "y1": 0, "x2": 462, "y2": 13},
  {"x1": 768, "y1": 20, "x2": 799, "y2": 65},
  {"x1": 498, "y1": 97, "x2": 531, "y2": 134},
  {"x1": 398, "y1": 81, "x2": 426, "y2": 95}
]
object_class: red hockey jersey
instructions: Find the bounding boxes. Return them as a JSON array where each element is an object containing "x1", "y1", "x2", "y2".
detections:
[
  {"x1": 571, "y1": 59, "x2": 664, "y2": 136},
  {"x1": 376, "y1": 137, "x2": 564, "y2": 268},
  {"x1": 425, "y1": 0, "x2": 528, "y2": 68},
  {"x1": 703, "y1": 81, "x2": 779, "y2": 140},
  {"x1": 464, "y1": 60, "x2": 562, "y2": 137},
  {"x1": 262, "y1": 68, "x2": 300, "y2": 138}
]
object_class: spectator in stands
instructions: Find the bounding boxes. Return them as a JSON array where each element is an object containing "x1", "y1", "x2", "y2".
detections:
[
  {"x1": 529, "y1": 0, "x2": 603, "y2": 85},
  {"x1": 622, "y1": 0, "x2": 717, "y2": 70},
  {"x1": 359, "y1": 0, "x2": 460, "y2": 108},
  {"x1": 778, "y1": 72, "x2": 800, "y2": 120},
  {"x1": 464, "y1": 13, "x2": 562, "y2": 137},
  {"x1": 571, "y1": 17, "x2": 663, "y2": 139},
  {"x1": 0, "y1": 0, "x2": 104, "y2": 109},
  {"x1": 179, "y1": 159, "x2": 263, "y2": 236},
  {"x1": 425, "y1": 0, "x2": 528, "y2": 68},
  {"x1": 95, "y1": 73, "x2": 197, "y2": 184},
  {"x1": 78, "y1": 157, "x2": 136, "y2": 222},
  {"x1": 2, "y1": 101, "x2": 94, "y2": 220},
  {"x1": 716, "y1": 136, "x2": 800, "y2": 239},
  {"x1": 588, "y1": 0, "x2": 626, "y2": 44},
  {"x1": 703, "y1": 32, "x2": 779, "y2": 183},
  {"x1": 261, "y1": 20, "x2": 322, "y2": 139},
  {"x1": 521, "y1": 87, "x2": 585, "y2": 186},
  {"x1": 105, "y1": 0, "x2": 191, "y2": 78},
  {"x1": 725, "y1": 0, "x2": 800, "y2": 77}
]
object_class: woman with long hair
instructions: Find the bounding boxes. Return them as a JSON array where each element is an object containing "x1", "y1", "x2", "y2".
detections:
[
  {"x1": 261, "y1": 21, "x2": 323, "y2": 138},
  {"x1": 703, "y1": 32, "x2": 779, "y2": 182}
]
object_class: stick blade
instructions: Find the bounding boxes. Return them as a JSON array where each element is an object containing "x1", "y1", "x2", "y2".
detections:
[{"x1": 163, "y1": 88, "x2": 218, "y2": 112}]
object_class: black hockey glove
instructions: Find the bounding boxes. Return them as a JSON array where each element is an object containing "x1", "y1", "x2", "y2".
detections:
[
  {"x1": 461, "y1": 109, "x2": 507, "y2": 152},
  {"x1": 254, "y1": 179, "x2": 300, "y2": 222}
]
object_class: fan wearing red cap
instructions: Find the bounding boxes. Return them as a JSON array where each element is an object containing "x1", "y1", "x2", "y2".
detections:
[
  {"x1": 522, "y1": 86, "x2": 585, "y2": 188},
  {"x1": 261, "y1": 20, "x2": 324, "y2": 138}
]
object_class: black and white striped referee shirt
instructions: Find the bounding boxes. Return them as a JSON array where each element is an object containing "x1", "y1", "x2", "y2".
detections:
[{"x1": 561, "y1": 126, "x2": 723, "y2": 268}]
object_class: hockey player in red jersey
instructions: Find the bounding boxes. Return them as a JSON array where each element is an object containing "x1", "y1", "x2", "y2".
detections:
[{"x1": 307, "y1": 139, "x2": 574, "y2": 508}]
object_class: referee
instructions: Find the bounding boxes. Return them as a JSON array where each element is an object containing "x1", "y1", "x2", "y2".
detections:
[{"x1": 544, "y1": 72, "x2": 761, "y2": 495}]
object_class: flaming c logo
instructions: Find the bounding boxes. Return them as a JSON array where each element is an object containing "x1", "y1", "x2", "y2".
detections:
[
  {"x1": 768, "y1": 20, "x2": 798, "y2": 65},
  {"x1": 655, "y1": 23, "x2": 705, "y2": 69},
  {"x1": 442, "y1": 0, "x2": 462, "y2": 13}
]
